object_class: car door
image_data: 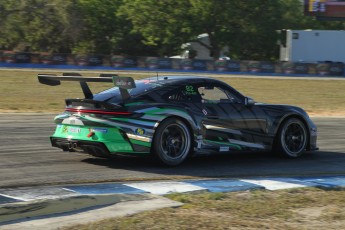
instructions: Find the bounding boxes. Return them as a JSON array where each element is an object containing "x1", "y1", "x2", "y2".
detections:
[{"x1": 197, "y1": 83, "x2": 269, "y2": 151}]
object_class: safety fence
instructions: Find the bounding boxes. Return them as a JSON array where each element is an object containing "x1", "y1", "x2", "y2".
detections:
[{"x1": 0, "y1": 51, "x2": 344, "y2": 77}]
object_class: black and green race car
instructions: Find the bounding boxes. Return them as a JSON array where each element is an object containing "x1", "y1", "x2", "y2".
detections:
[{"x1": 38, "y1": 73, "x2": 318, "y2": 166}]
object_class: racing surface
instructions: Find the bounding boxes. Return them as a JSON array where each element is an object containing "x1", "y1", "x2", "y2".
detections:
[{"x1": 0, "y1": 114, "x2": 344, "y2": 188}]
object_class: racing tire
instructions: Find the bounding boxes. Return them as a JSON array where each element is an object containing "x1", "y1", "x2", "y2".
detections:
[
  {"x1": 152, "y1": 118, "x2": 192, "y2": 166},
  {"x1": 274, "y1": 118, "x2": 307, "y2": 158}
]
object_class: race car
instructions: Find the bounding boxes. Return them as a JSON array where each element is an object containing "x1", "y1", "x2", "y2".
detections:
[{"x1": 38, "y1": 73, "x2": 318, "y2": 166}]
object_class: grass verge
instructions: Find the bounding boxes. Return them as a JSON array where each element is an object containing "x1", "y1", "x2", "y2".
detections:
[
  {"x1": 1, "y1": 69, "x2": 345, "y2": 115},
  {"x1": 63, "y1": 187, "x2": 345, "y2": 230}
]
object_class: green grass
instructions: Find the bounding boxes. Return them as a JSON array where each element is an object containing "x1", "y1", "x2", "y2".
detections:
[
  {"x1": 63, "y1": 187, "x2": 345, "y2": 230},
  {"x1": 1, "y1": 69, "x2": 345, "y2": 115}
]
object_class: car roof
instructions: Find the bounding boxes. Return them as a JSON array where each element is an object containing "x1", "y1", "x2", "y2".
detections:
[
  {"x1": 142, "y1": 75, "x2": 222, "y2": 85},
  {"x1": 138, "y1": 75, "x2": 245, "y2": 98}
]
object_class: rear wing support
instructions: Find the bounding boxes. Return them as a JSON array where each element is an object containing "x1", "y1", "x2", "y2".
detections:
[{"x1": 37, "y1": 73, "x2": 136, "y2": 101}]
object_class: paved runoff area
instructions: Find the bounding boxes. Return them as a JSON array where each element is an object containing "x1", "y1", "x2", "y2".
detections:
[{"x1": 1, "y1": 175, "x2": 345, "y2": 229}]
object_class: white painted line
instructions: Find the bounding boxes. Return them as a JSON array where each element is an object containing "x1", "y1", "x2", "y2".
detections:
[
  {"x1": 0, "y1": 193, "x2": 29, "y2": 202},
  {"x1": 124, "y1": 182, "x2": 206, "y2": 195},
  {"x1": 62, "y1": 188, "x2": 79, "y2": 193},
  {"x1": 241, "y1": 179, "x2": 306, "y2": 191},
  {"x1": 0, "y1": 187, "x2": 76, "y2": 201}
]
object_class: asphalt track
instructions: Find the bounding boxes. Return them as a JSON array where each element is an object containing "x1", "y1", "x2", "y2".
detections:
[{"x1": 0, "y1": 114, "x2": 344, "y2": 188}]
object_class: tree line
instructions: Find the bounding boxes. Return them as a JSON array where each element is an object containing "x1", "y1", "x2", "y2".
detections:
[{"x1": 0, "y1": 0, "x2": 344, "y2": 60}]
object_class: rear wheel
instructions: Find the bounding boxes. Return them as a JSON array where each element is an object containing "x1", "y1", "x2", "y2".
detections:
[
  {"x1": 152, "y1": 118, "x2": 191, "y2": 166},
  {"x1": 275, "y1": 118, "x2": 307, "y2": 158}
]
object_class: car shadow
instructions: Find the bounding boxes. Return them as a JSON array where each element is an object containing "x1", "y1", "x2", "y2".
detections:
[{"x1": 81, "y1": 150, "x2": 345, "y2": 179}]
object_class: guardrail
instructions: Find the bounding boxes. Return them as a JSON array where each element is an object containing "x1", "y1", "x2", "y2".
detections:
[{"x1": 0, "y1": 51, "x2": 344, "y2": 77}]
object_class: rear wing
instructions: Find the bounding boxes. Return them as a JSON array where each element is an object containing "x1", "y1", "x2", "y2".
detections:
[{"x1": 38, "y1": 72, "x2": 136, "y2": 100}]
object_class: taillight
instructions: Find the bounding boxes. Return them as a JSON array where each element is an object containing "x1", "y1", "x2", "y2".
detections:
[{"x1": 65, "y1": 108, "x2": 131, "y2": 115}]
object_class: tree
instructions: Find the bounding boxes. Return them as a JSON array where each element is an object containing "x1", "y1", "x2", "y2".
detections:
[
  {"x1": 121, "y1": 0, "x2": 345, "y2": 60},
  {"x1": 74, "y1": 0, "x2": 122, "y2": 54},
  {"x1": 119, "y1": 0, "x2": 193, "y2": 56},
  {"x1": 1, "y1": 0, "x2": 344, "y2": 59},
  {"x1": 72, "y1": 0, "x2": 159, "y2": 55},
  {"x1": 0, "y1": 0, "x2": 82, "y2": 52},
  {"x1": 120, "y1": 0, "x2": 287, "y2": 59}
]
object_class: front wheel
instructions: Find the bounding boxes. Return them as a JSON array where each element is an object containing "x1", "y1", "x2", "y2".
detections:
[
  {"x1": 152, "y1": 118, "x2": 191, "y2": 166},
  {"x1": 275, "y1": 118, "x2": 308, "y2": 158}
]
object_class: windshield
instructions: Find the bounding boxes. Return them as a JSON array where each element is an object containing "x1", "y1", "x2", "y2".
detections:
[{"x1": 93, "y1": 79, "x2": 164, "y2": 103}]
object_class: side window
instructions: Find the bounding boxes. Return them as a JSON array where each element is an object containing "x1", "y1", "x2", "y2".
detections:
[
  {"x1": 198, "y1": 85, "x2": 241, "y2": 104},
  {"x1": 164, "y1": 85, "x2": 202, "y2": 103}
]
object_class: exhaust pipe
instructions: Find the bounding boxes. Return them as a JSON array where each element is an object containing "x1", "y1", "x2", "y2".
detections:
[
  {"x1": 67, "y1": 142, "x2": 78, "y2": 151},
  {"x1": 68, "y1": 142, "x2": 78, "y2": 149}
]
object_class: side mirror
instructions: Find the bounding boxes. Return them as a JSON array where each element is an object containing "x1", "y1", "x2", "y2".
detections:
[{"x1": 245, "y1": 97, "x2": 255, "y2": 106}]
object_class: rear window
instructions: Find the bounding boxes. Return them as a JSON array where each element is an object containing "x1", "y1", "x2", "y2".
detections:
[{"x1": 93, "y1": 79, "x2": 164, "y2": 103}]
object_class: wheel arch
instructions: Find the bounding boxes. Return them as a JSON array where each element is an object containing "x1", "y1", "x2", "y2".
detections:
[
  {"x1": 152, "y1": 115, "x2": 196, "y2": 149},
  {"x1": 274, "y1": 114, "x2": 310, "y2": 147},
  {"x1": 151, "y1": 115, "x2": 196, "y2": 165}
]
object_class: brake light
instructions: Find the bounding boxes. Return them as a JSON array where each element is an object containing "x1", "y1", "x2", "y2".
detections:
[{"x1": 65, "y1": 108, "x2": 131, "y2": 115}]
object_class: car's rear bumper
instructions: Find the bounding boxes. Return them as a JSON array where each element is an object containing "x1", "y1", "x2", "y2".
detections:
[
  {"x1": 51, "y1": 137, "x2": 112, "y2": 157},
  {"x1": 51, "y1": 137, "x2": 151, "y2": 157}
]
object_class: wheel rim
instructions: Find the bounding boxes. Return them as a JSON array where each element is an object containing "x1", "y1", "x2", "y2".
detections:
[
  {"x1": 160, "y1": 123, "x2": 189, "y2": 159},
  {"x1": 282, "y1": 122, "x2": 306, "y2": 156}
]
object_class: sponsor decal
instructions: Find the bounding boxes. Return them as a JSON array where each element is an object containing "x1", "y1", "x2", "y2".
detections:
[
  {"x1": 196, "y1": 140, "x2": 202, "y2": 149},
  {"x1": 113, "y1": 76, "x2": 136, "y2": 89},
  {"x1": 311, "y1": 128, "x2": 318, "y2": 136},
  {"x1": 215, "y1": 59, "x2": 228, "y2": 71},
  {"x1": 135, "y1": 128, "x2": 146, "y2": 135},
  {"x1": 111, "y1": 55, "x2": 125, "y2": 67},
  {"x1": 180, "y1": 59, "x2": 193, "y2": 70},
  {"x1": 116, "y1": 80, "x2": 132, "y2": 86},
  {"x1": 68, "y1": 127, "x2": 81, "y2": 133},
  {"x1": 62, "y1": 126, "x2": 68, "y2": 133},
  {"x1": 220, "y1": 146, "x2": 230, "y2": 152},
  {"x1": 91, "y1": 128, "x2": 108, "y2": 133},
  {"x1": 145, "y1": 57, "x2": 159, "y2": 69},
  {"x1": 248, "y1": 61, "x2": 261, "y2": 73}
]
